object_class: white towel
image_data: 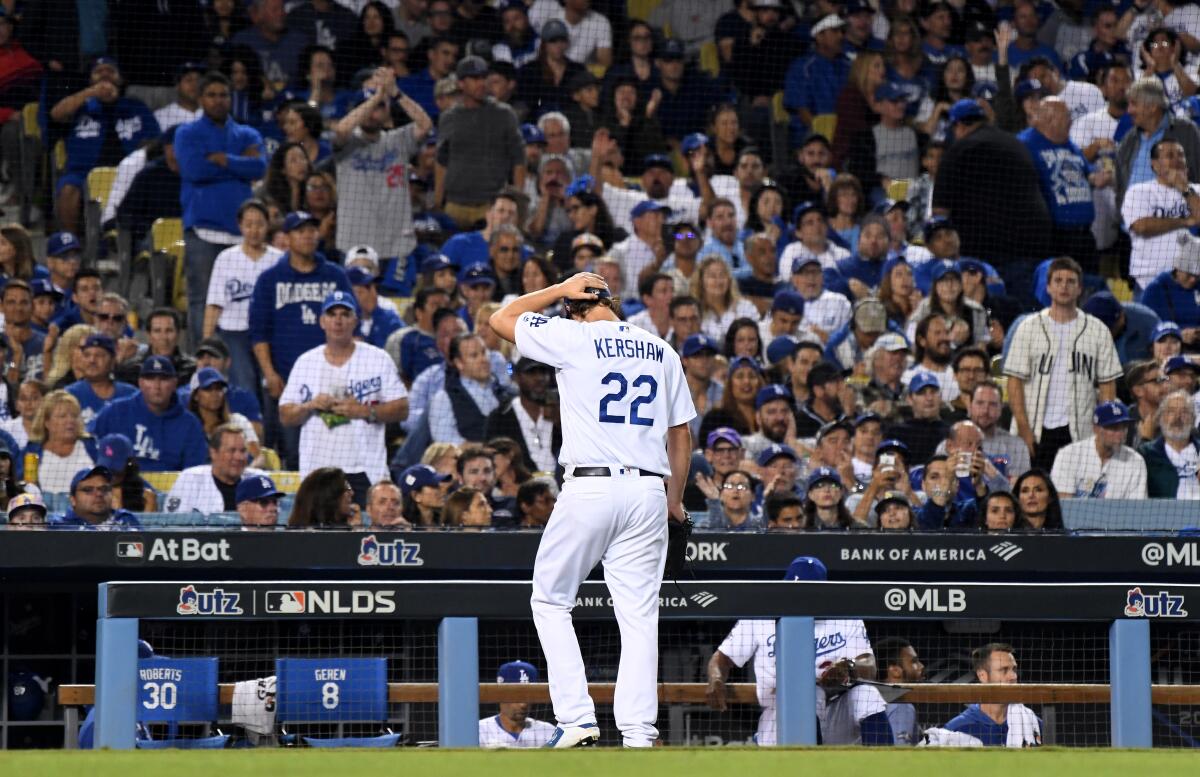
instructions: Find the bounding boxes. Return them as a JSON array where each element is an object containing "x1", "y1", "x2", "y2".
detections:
[
  {"x1": 918, "y1": 727, "x2": 984, "y2": 747},
  {"x1": 232, "y1": 676, "x2": 276, "y2": 738},
  {"x1": 1006, "y1": 703, "x2": 1042, "y2": 748}
]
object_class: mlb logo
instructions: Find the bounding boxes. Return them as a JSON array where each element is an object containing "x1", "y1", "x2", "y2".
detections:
[
  {"x1": 117, "y1": 541, "x2": 144, "y2": 559},
  {"x1": 265, "y1": 590, "x2": 307, "y2": 614}
]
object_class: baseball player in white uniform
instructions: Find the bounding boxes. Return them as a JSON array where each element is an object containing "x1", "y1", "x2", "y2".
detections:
[
  {"x1": 490, "y1": 271, "x2": 695, "y2": 748},
  {"x1": 478, "y1": 661, "x2": 558, "y2": 748},
  {"x1": 706, "y1": 557, "x2": 889, "y2": 745}
]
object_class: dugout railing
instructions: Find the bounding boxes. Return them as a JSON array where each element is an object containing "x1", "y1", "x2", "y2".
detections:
[{"x1": 85, "y1": 579, "x2": 1200, "y2": 749}]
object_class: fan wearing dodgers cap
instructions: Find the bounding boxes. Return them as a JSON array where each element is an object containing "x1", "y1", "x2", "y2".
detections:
[
  {"x1": 1049, "y1": 400, "x2": 1148, "y2": 498},
  {"x1": 47, "y1": 466, "x2": 141, "y2": 529},
  {"x1": 1141, "y1": 233, "x2": 1200, "y2": 339},
  {"x1": 787, "y1": 249, "x2": 852, "y2": 339},
  {"x1": 235, "y1": 474, "x2": 284, "y2": 529},
  {"x1": 279, "y1": 290, "x2": 409, "y2": 505},
  {"x1": 742, "y1": 383, "x2": 799, "y2": 463},
  {"x1": 778, "y1": 201, "x2": 850, "y2": 282},
  {"x1": 91, "y1": 356, "x2": 208, "y2": 472},
  {"x1": 346, "y1": 266, "x2": 404, "y2": 349},
  {"x1": 248, "y1": 210, "x2": 354, "y2": 466},
  {"x1": 609, "y1": 197, "x2": 671, "y2": 288},
  {"x1": 333, "y1": 68, "x2": 433, "y2": 295},
  {"x1": 478, "y1": 660, "x2": 558, "y2": 748},
  {"x1": 706, "y1": 556, "x2": 880, "y2": 746}
]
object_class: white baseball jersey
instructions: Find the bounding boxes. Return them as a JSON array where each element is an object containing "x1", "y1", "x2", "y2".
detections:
[
  {"x1": 165, "y1": 465, "x2": 267, "y2": 514},
  {"x1": 821, "y1": 683, "x2": 889, "y2": 745},
  {"x1": 779, "y1": 242, "x2": 850, "y2": 278},
  {"x1": 279, "y1": 342, "x2": 407, "y2": 482},
  {"x1": 206, "y1": 243, "x2": 284, "y2": 331},
  {"x1": 477, "y1": 715, "x2": 557, "y2": 747},
  {"x1": 1050, "y1": 437, "x2": 1148, "y2": 498},
  {"x1": 1004, "y1": 309, "x2": 1123, "y2": 442},
  {"x1": 717, "y1": 618, "x2": 872, "y2": 746},
  {"x1": 1121, "y1": 180, "x2": 1200, "y2": 289},
  {"x1": 514, "y1": 313, "x2": 694, "y2": 473}
]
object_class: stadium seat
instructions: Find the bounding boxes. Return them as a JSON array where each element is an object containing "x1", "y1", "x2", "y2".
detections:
[
  {"x1": 886, "y1": 179, "x2": 910, "y2": 202},
  {"x1": 274, "y1": 657, "x2": 399, "y2": 747},
  {"x1": 84, "y1": 166, "x2": 118, "y2": 267},
  {"x1": 17, "y1": 102, "x2": 41, "y2": 225},
  {"x1": 267, "y1": 471, "x2": 303, "y2": 494},
  {"x1": 135, "y1": 656, "x2": 229, "y2": 749},
  {"x1": 149, "y1": 218, "x2": 185, "y2": 311},
  {"x1": 1107, "y1": 277, "x2": 1133, "y2": 303},
  {"x1": 811, "y1": 114, "x2": 837, "y2": 143},
  {"x1": 142, "y1": 471, "x2": 180, "y2": 493}
]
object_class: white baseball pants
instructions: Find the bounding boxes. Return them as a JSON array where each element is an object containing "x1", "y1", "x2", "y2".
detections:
[{"x1": 530, "y1": 472, "x2": 668, "y2": 747}]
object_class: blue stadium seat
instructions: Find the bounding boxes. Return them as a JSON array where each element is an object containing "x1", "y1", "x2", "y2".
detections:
[
  {"x1": 277, "y1": 495, "x2": 295, "y2": 525},
  {"x1": 138, "y1": 512, "x2": 214, "y2": 528},
  {"x1": 275, "y1": 657, "x2": 398, "y2": 747},
  {"x1": 135, "y1": 656, "x2": 229, "y2": 749},
  {"x1": 43, "y1": 492, "x2": 71, "y2": 515}
]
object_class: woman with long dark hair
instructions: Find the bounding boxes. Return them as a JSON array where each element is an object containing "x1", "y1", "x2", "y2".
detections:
[
  {"x1": 515, "y1": 23, "x2": 584, "y2": 115},
  {"x1": 288, "y1": 467, "x2": 357, "y2": 528},
  {"x1": 802, "y1": 467, "x2": 861, "y2": 530},
  {"x1": 599, "y1": 77, "x2": 667, "y2": 176},
  {"x1": 698, "y1": 356, "x2": 765, "y2": 441},
  {"x1": 442, "y1": 486, "x2": 493, "y2": 529},
  {"x1": 723, "y1": 317, "x2": 764, "y2": 362},
  {"x1": 277, "y1": 102, "x2": 331, "y2": 164},
  {"x1": 397, "y1": 463, "x2": 450, "y2": 527},
  {"x1": 224, "y1": 45, "x2": 271, "y2": 128},
  {"x1": 259, "y1": 142, "x2": 312, "y2": 214},
  {"x1": 1013, "y1": 469, "x2": 1065, "y2": 531},
  {"x1": 918, "y1": 55, "x2": 974, "y2": 139},
  {"x1": 342, "y1": 1, "x2": 397, "y2": 81},
  {"x1": 979, "y1": 489, "x2": 1020, "y2": 532},
  {"x1": 605, "y1": 21, "x2": 660, "y2": 101},
  {"x1": 204, "y1": 0, "x2": 249, "y2": 65},
  {"x1": 833, "y1": 51, "x2": 886, "y2": 167},
  {"x1": 0, "y1": 224, "x2": 40, "y2": 282},
  {"x1": 550, "y1": 188, "x2": 625, "y2": 271},
  {"x1": 741, "y1": 180, "x2": 788, "y2": 246}
]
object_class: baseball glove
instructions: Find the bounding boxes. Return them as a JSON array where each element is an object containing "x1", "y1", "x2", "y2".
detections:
[{"x1": 664, "y1": 511, "x2": 693, "y2": 581}]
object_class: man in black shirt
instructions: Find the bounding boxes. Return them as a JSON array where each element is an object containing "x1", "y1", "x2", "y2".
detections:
[
  {"x1": 795, "y1": 360, "x2": 850, "y2": 438},
  {"x1": 886, "y1": 372, "x2": 950, "y2": 465},
  {"x1": 932, "y1": 99, "x2": 1052, "y2": 304}
]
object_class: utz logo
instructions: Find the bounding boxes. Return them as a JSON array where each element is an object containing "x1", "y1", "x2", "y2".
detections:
[
  {"x1": 357, "y1": 534, "x2": 424, "y2": 567},
  {"x1": 1125, "y1": 586, "x2": 1188, "y2": 618},
  {"x1": 176, "y1": 585, "x2": 244, "y2": 616}
]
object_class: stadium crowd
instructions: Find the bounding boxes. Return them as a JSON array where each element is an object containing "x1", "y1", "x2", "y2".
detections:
[{"x1": 1, "y1": 0, "x2": 1200, "y2": 532}]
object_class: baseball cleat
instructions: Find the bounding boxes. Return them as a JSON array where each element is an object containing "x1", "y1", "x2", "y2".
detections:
[{"x1": 546, "y1": 722, "x2": 600, "y2": 748}]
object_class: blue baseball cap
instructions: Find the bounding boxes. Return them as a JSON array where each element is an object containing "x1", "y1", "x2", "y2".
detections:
[
  {"x1": 95, "y1": 434, "x2": 133, "y2": 471},
  {"x1": 816, "y1": 419, "x2": 852, "y2": 442},
  {"x1": 541, "y1": 18, "x2": 570, "y2": 41},
  {"x1": 792, "y1": 200, "x2": 823, "y2": 223},
  {"x1": 757, "y1": 443, "x2": 798, "y2": 467},
  {"x1": 565, "y1": 175, "x2": 594, "y2": 198},
  {"x1": 771, "y1": 289, "x2": 805, "y2": 316},
  {"x1": 140, "y1": 355, "x2": 176, "y2": 378},
  {"x1": 706, "y1": 427, "x2": 742, "y2": 449},
  {"x1": 1093, "y1": 400, "x2": 1131, "y2": 427},
  {"x1": 659, "y1": 38, "x2": 686, "y2": 60},
  {"x1": 792, "y1": 254, "x2": 822, "y2": 273},
  {"x1": 643, "y1": 153, "x2": 674, "y2": 171},
  {"x1": 70, "y1": 465, "x2": 113, "y2": 494},
  {"x1": 877, "y1": 438, "x2": 910, "y2": 457},
  {"x1": 766, "y1": 335, "x2": 802, "y2": 365},
  {"x1": 947, "y1": 98, "x2": 984, "y2": 125},
  {"x1": 497, "y1": 660, "x2": 539, "y2": 683},
  {"x1": 872, "y1": 198, "x2": 909, "y2": 216},
  {"x1": 728, "y1": 355, "x2": 764, "y2": 376},
  {"x1": 874, "y1": 82, "x2": 907, "y2": 102},
  {"x1": 31, "y1": 278, "x2": 63, "y2": 299},
  {"x1": 681, "y1": 132, "x2": 708, "y2": 154},
  {"x1": 924, "y1": 216, "x2": 955, "y2": 236},
  {"x1": 805, "y1": 467, "x2": 842, "y2": 491},
  {"x1": 631, "y1": 199, "x2": 670, "y2": 220},
  {"x1": 972, "y1": 81, "x2": 999, "y2": 100},
  {"x1": 420, "y1": 254, "x2": 459, "y2": 274},
  {"x1": 177, "y1": 60, "x2": 206, "y2": 78},
  {"x1": 321, "y1": 290, "x2": 359, "y2": 315},
  {"x1": 455, "y1": 55, "x2": 489, "y2": 79},
  {"x1": 195, "y1": 366, "x2": 228, "y2": 390},
  {"x1": 956, "y1": 258, "x2": 987, "y2": 276},
  {"x1": 854, "y1": 411, "x2": 883, "y2": 428},
  {"x1": 1083, "y1": 291, "x2": 1122, "y2": 327},
  {"x1": 1164, "y1": 355, "x2": 1199, "y2": 375},
  {"x1": 236, "y1": 474, "x2": 283, "y2": 504},
  {"x1": 1154, "y1": 321, "x2": 1183, "y2": 342},
  {"x1": 399, "y1": 464, "x2": 452, "y2": 496},
  {"x1": 282, "y1": 211, "x2": 320, "y2": 232},
  {"x1": 82, "y1": 333, "x2": 115, "y2": 355},
  {"x1": 1015, "y1": 78, "x2": 1047, "y2": 101},
  {"x1": 346, "y1": 266, "x2": 376, "y2": 287},
  {"x1": 46, "y1": 231, "x2": 81, "y2": 257},
  {"x1": 908, "y1": 371, "x2": 940, "y2": 394},
  {"x1": 929, "y1": 260, "x2": 961, "y2": 284},
  {"x1": 754, "y1": 383, "x2": 794, "y2": 410},
  {"x1": 90, "y1": 56, "x2": 119, "y2": 72},
  {"x1": 784, "y1": 555, "x2": 829, "y2": 581},
  {"x1": 520, "y1": 123, "x2": 546, "y2": 145},
  {"x1": 458, "y1": 263, "x2": 497, "y2": 287},
  {"x1": 681, "y1": 333, "x2": 719, "y2": 357}
]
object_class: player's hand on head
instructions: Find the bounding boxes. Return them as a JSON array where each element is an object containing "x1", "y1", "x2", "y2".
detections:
[{"x1": 559, "y1": 272, "x2": 609, "y2": 300}]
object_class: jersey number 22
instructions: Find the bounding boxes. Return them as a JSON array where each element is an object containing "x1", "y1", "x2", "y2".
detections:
[{"x1": 598, "y1": 372, "x2": 657, "y2": 426}]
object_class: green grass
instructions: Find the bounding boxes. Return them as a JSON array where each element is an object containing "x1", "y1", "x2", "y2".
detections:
[{"x1": 0, "y1": 748, "x2": 1196, "y2": 777}]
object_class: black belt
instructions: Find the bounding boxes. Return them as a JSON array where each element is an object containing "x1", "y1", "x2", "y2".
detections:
[{"x1": 572, "y1": 466, "x2": 664, "y2": 479}]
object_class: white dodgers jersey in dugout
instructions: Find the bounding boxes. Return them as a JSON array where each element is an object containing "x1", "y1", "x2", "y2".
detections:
[{"x1": 514, "y1": 312, "x2": 696, "y2": 474}]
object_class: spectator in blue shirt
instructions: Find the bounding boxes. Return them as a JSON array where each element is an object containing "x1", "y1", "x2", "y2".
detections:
[
  {"x1": 920, "y1": 2, "x2": 968, "y2": 80},
  {"x1": 91, "y1": 356, "x2": 208, "y2": 473},
  {"x1": 784, "y1": 15, "x2": 851, "y2": 146},
  {"x1": 836, "y1": 216, "x2": 892, "y2": 297},
  {"x1": 399, "y1": 36, "x2": 459, "y2": 120},
  {"x1": 943, "y1": 643, "x2": 1042, "y2": 747},
  {"x1": 1142, "y1": 234, "x2": 1200, "y2": 339},
  {"x1": 348, "y1": 266, "x2": 404, "y2": 348},
  {"x1": 1019, "y1": 96, "x2": 1104, "y2": 273},
  {"x1": 176, "y1": 72, "x2": 267, "y2": 350},
  {"x1": 248, "y1": 210, "x2": 353, "y2": 466},
  {"x1": 398, "y1": 286, "x2": 452, "y2": 384},
  {"x1": 441, "y1": 190, "x2": 525, "y2": 269},
  {"x1": 654, "y1": 39, "x2": 732, "y2": 142},
  {"x1": 1006, "y1": 0, "x2": 1064, "y2": 74},
  {"x1": 1083, "y1": 290, "x2": 1160, "y2": 365},
  {"x1": 49, "y1": 57, "x2": 160, "y2": 236},
  {"x1": 231, "y1": 0, "x2": 314, "y2": 90},
  {"x1": 67, "y1": 334, "x2": 137, "y2": 432},
  {"x1": 48, "y1": 466, "x2": 141, "y2": 530},
  {"x1": 179, "y1": 337, "x2": 264, "y2": 438}
]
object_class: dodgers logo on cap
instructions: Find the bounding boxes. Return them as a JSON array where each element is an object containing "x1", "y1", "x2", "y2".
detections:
[{"x1": 321, "y1": 290, "x2": 359, "y2": 315}]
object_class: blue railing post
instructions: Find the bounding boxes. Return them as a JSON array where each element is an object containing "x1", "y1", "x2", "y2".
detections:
[
  {"x1": 94, "y1": 583, "x2": 138, "y2": 749},
  {"x1": 776, "y1": 616, "x2": 817, "y2": 745},
  {"x1": 1109, "y1": 619, "x2": 1152, "y2": 748},
  {"x1": 438, "y1": 617, "x2": 479, "y2": 747}
]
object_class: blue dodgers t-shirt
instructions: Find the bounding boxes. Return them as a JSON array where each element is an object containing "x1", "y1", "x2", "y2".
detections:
[{"x1": 1018, "y1": 127, "x2": 1095, "y2": 228}]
